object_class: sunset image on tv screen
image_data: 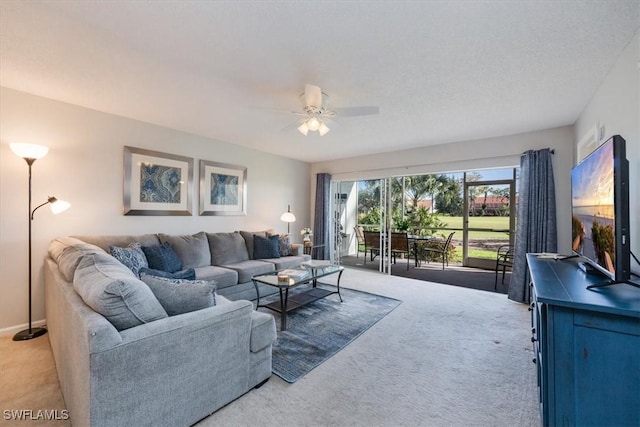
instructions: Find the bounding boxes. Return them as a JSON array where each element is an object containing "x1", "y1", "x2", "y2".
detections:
[{"x1": 571, "y1": 140, "x2": 616, "y2": 274}]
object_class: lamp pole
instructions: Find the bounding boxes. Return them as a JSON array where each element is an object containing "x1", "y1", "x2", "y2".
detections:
[{"x1": 13, "y1": 157, "x2": 47, "y2": 341}]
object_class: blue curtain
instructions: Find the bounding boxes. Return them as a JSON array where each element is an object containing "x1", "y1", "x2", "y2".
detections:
[
  {"x1": 508, "y1": 149, "x2": 557, "y2": 303},
  {"x1": 313, "y1": 173, "x2": 332, "y2": 260}
]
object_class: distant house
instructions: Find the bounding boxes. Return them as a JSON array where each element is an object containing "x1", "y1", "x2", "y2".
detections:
[
  {"x1": 416, "y1": 199, "x2": 434, "y2": 211},
  {"x1": 468, "y1": 196, "x2": 513, "y2": 216}
]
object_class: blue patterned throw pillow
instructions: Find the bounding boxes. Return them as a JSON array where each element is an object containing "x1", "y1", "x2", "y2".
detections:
[
  {"x1": 254, "y1": 234, "x2": 280, "y2": 259},
  {"x1": 142, "y1": 242, "x2": 183, "y2": 273},
  {"x1": 109, "y1": 243, "x2": 148, "y2": 277},
  {"x1": 138, "y1": 267, "x2": 196, "y2": 280}
]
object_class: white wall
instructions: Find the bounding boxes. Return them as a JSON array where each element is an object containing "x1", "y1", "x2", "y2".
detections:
[
  {"x1": 0, "y1": 87, "x2": 310, "y2": 331},
  {"x1": 575, "y1": 31, "x2": 640, "y2": 275},
  {"x1": 311, "y1": 126, "x2": 575, "y2": 254}
]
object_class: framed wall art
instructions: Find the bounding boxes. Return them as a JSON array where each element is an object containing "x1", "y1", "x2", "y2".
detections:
[
  {"x1": 123, "y1": 146, "x2": 193, "y2": 216},
  {"x1": 199, "y1": 159, "x2": 247, "y2": 215}
]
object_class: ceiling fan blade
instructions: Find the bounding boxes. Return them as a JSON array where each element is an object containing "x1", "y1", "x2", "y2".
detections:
[
  {"x1": 304, "y1": 84, "x2": 323, "y2": 109},
  {"x1": 332, "y1": 106, "x2": 380, "y2": 117}
]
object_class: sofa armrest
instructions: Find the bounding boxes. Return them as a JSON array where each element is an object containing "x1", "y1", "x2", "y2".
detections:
[
  {"x1": 250, "y1": 310, "x2": 276, "y2": 352},
  {"x1": 291, "y1": 243, "x2": 303, "y2": 256},
  {"x1": 117, "y1": 299, "x2": 254, "y2": 346}
]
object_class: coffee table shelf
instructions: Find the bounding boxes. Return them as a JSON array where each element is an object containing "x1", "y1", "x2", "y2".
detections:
[{"x1": 252, "y1": 265, "x2": 344, "y2": 330}]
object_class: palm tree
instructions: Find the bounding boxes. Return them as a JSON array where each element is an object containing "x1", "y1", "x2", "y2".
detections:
[
  {"x1": 490, "y1": 186, "x2": 510, "y2": 216},
  {"x1": 405, "y1": 175, "x2": 441, "y2": 212},
  {"x1": 435, "y1": 175, "x2": 463, "y2": 216}
]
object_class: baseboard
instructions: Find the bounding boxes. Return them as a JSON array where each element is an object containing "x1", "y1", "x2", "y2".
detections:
[{"x1": 0, "y1": 319, "x2": 47, "y2": 337}]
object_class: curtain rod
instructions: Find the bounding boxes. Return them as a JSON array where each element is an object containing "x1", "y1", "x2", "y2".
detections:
[{"x1": 523, "y1": 148, "x2": 555, "y2": 154}]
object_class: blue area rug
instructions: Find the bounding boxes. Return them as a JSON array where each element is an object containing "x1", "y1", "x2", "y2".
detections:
[{"x1": 263, "y1": 286, "x2": 402, "y2": 383}]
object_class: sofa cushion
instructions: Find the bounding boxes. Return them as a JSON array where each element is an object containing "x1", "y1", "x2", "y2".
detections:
[
  {"x1": 140, "y1": 274, "x2": 216, "y2": 316},
  {"x1": 158, "y1": 232, "x2": 211, "y2": 269},
  {"x1": 73, "y1": 253, "x2": 168, "y2": 331},
  {"x1": 193, "y1": 266, "x2": 238, "y2": 289},
  {"x1": 138, "y1": 267, "x2": 196, "y2": 280},
  {"x1": 207, "y1": 232, "x2": 249, "y2": 265},
  {"x1": 142, "y1": 242, "x2": 183, "y2": 273},
  {"x1": 220, "y1": 260, "x2": 275, "y2": 284},
  {"x1": 253, "y1": 234, "x2": 280, "y2": 259},
  {"x1": 48, "y1": 237, "x2": 106, "y2": 282},
  {"x1": 110, "y1": 243, "x2": 148, "y2": 277},
  {"x1": 261, "y1": 254, "x2": 312, "y2": 270}
]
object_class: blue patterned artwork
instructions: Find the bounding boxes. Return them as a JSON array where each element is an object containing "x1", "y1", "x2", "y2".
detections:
[
  {"x1": 140, "y1": 164, "x2": 182, "y2": 204},
  {"x1": 210, "y1": 173, "x2": 239, "y2": 205}
]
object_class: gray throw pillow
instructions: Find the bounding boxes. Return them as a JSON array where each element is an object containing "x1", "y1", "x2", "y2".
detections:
[
  {"x1": 73, "y1": 253, "x2": 168, "y2": 331},
  {"x1": 140, "y1": 274, "x2": 217, "y2": 316},
  {"x1": 110, "y1": 242, "x2": 148, "y2": 277},
  {"x1": 158, "y1": 232, "x2": 211, "y2": 269}
]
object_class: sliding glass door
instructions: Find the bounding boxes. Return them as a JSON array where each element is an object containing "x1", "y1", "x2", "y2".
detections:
[
  {"x1": 332, "y1": 167, "x2": 517, "y2": 271},
  {"x1": 462, "y1": 170, "x2": 516, "y2": 268}
]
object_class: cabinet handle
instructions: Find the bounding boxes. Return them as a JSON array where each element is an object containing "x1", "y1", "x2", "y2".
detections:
[
  {"x1": 532, "y1": 358, "x2": 537, "y2": 364},
  {"x1": 532, "y1": 327, "x2": 536, "y2": 334},
  {"x1": 531, "y1": 337, "x2": 537, "y2": 343}
]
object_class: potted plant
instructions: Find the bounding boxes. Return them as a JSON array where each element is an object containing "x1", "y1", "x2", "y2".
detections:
[{"x1": 301, "y1": 227, "x2": 313, "y2": 246}]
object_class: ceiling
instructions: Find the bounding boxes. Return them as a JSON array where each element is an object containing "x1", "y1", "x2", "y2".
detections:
[{"x1": 1, "y1": 1, "x2": 638, "y2": 163}]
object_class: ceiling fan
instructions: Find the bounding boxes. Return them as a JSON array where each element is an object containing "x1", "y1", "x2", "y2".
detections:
[{"x1": 272, "y1": 84, "x2": 379, "y2": 136}]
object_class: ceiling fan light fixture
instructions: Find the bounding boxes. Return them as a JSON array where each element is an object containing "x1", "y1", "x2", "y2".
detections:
[
  {"x1": 318, "y1": 121, "x2": 330, "y2": 136},
  {"x1": 307, "y1": 116, "x2": 321, "y2": 131},
  {"x1": 297, "y1": 122, "x2": 310, "y2": 136}
]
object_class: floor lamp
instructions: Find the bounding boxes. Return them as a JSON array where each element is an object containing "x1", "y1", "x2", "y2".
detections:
[
  {"x1": 280, "y1": 204, "x2": 296, "y2": 234},
  {"x1": 10, "y1": 143, "x2": 70, "y2": 341}
]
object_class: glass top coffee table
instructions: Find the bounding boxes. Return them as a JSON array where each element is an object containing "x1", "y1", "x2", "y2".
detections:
[{"x1": 252, "y1": 262, "x2": 344, "y2": 330}]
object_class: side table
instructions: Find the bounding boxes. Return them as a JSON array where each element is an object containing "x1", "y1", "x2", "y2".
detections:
[{"x1": 303, "y1": 244, "x2": 325, "y2": 258}]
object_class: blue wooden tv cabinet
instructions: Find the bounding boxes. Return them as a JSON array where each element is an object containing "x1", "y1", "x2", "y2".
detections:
[{"x1": 527, "y1": 254, "x2": 640, "y2": 426}]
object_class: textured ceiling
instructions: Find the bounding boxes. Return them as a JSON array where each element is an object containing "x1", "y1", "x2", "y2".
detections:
[{"x1": 1, "y1": 1, "x2": 638, "y2": 162}]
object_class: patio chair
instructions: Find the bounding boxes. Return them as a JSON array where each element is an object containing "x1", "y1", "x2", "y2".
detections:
[
  {"x1": 494, "y1": 245, "x2": 514, "y2": 289},
  {"x1": 354, "y1": 226, "x2": 366, "y2": 259},
  {"x1": 423, "y1": 232, "x2": 455, "y2": 270},
  {"x1": 363, "y1": 230, "x2": 381, "y2": 264},
  {"x1": 390, "y1": 232, "x2": 411, "y2": 270}
]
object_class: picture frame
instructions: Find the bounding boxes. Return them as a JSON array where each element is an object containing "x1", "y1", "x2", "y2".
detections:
[
  {"x1": 123, "y1": 146, "x2": 193, "y2": 216},
  {"x1": 199, "y1": 159, "x2": 247, "y2": 215}
]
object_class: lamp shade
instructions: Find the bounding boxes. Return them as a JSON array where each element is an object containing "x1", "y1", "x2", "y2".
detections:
[
  {"x1": 297, "y1": 122, "x2": 310, "y2": 136},
  {"x1": 50, "y1": 198, "x2": 71, "y2": 215},
  {"x1": 10, "y1": 143, "x2": 49, "y2": 160},
  {"x1": 318, "y1": 121, "x2": 330, "y2": 136},
  {"x1": 307, "y1": 117, "x2": 320, "y2": 131},
  {"x1": 280, "y1": 211, "x2": 296, "y2": 223}
]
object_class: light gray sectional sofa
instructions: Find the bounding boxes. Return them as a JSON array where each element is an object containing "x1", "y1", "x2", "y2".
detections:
[{"x1": 44, "y1": 230, "x2": 310, "y2": 427}]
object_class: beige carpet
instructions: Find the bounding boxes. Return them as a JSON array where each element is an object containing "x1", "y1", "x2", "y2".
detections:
[{"x1": 0, "y1": 268, "x2": 539, "y2": 427}]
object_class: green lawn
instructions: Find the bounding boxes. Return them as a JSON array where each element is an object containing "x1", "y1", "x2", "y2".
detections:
[
  {"x1": 439, "y1": 215, "x2": 510, "y2": 229},
  {"x1": 433, "y1": 216, "x2": 511, "y2": 240},
  {"x1": 434, "y1": 216, "x2": 511, "y2": 260}
]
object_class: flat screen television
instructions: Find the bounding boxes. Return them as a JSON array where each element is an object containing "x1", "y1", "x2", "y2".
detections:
[{"x1": 571, "y1": 135, "x2": 630, "y2": 284}]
